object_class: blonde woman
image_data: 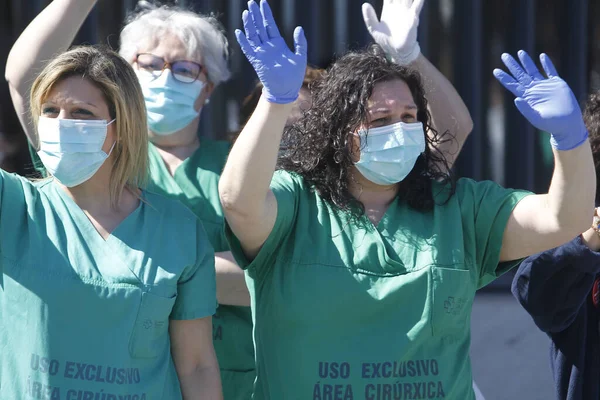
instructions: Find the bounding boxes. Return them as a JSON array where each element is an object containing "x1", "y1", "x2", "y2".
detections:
[
  {"x1": 0, "y1": 46, "x2": 221, "y2": 399},
  {"x1": 5, "y1": 2, "x2": 251, "y2": 398}
]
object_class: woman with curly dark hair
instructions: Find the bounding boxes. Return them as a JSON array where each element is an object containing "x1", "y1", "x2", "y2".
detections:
[
  {"x1": 278, "y1": 50, "x2": 449, "y2": 215},
  {"x1": 219, "y1": 1, "x2": 595, "y2": 399}
]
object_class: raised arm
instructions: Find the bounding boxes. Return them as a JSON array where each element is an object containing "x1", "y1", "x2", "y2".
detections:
[
  {"x1": 218, "y1": 0, "x2": 307, "y2": 259},
  {"x1": 362, "y1": 0, "x2": 473, "y2": 168},
  {"x1": 512, "y1": 227, "x2": 600, "y2": 333},
  {"x1": 495, "y1": 51, "x2": 595, "y2": 261},
  {"x1": 4, "y1": 0, "x2": 97, "y2": 148}
]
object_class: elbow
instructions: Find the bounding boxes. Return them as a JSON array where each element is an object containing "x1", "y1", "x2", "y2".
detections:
[
  {"x1": 4, "y1": 58, "x2": 14, "y2": 85},
  {"x1": 461, "y1": 115, "x2": 474, "y2": 139},
  {"x1": 453, "y1": 108, "x2": 474, "y2": 142},
  {"x1": 218, "y1": 180, "x2": 253, "y2": 221},
  {"x1": 218, "y1": 172, "x2": 270, "y2": 222},
  {"x1": 219, "y1": 182, "x2": 242, "y2": 216},
  {"x1": 4, "y1": 77, "x2": 27, "y2": 106},
  {"x1": 465, "y1": 122, "x2": 474, "y2": 139},
  {"x1": 5, "y1": 75, "x2": 19, "y2": 94},
  {"x1": 5, "y1": 57, "x2": 23, "y2": 92},
  {"x1": 445, "y1": 114, "x2": 473, "y2": 154}
]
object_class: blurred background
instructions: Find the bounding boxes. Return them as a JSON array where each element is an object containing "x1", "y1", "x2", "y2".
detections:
[
  {"x1": 2, "y1": 1, "x2": 597, "y2": 398},
  {"x1": 2, "y1": 0, "x2": 599, "y2": 188}
]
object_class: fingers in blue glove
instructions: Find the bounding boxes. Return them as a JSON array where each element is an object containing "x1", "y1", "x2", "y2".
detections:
[
  {"x1": 236, "y1": 0, "x2": 307, "y2": 104},
  {"x1": 293, "y1": 26, "x2": 307, "y2": 58},
  {"x1": 539, "y1": 53, "x2": 558, "y2": 78},
  {"x1": 494, "y1": 51, "x2": 587, "y2": 150},
  {"x1": 493, "y1": 68, "x2": 522, "y2": 97},
  {"x1": 235, "y1": 28, "x2": 255, "y2": 59},
  {"x1": 517, "y1": 50, "x2": 544, "y2": 81},
  {"x1": 501, "y1": 52, "x2": 533, "y2": 86},
  {"x1": 242, "y1": 9, "x2": 261, "y2": 47},
  {"x1": 248, "y1": 0, "x2": 269, "y2": 44},
  {"x1": 260, "y1": 0, "x2": 281, "y2": 40}
]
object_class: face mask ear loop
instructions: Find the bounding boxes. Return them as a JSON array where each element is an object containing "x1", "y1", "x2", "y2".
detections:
[
  {"x1": 105, "y1": 141, "x2": 117, "y2": 158},
  {"x1": 105, "y1": 119, "x2": 117, "y2": 157}
]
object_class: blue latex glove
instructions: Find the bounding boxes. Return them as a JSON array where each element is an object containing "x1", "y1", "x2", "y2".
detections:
[
  {"x1": 493, "y1": 50, "x2": 588, "y2": 151},
  {"x1": 235, "y1": 0, "x2": 307, "y2": 104}
]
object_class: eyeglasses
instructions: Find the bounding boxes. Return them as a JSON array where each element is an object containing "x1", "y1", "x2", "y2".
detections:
[{"x1": 135, "y1": 53, "x2": 205, "y2": 84}]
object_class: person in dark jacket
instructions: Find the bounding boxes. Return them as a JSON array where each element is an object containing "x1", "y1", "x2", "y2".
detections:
[{"x1": 512, "y1": 91, "x2": 600, "y2": 400}]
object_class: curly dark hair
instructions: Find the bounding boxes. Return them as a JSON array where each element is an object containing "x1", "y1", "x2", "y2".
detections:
[
  {"x1": 277, "y1": 45, "x2": 455, "y2": 216},
  {"x1": 583, "y1": 91, "x2": 600, "y2": 204}
]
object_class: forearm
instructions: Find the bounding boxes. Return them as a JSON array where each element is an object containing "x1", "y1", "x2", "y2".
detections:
[
  {"x1": 543, "y1": 142, "x2": 595, "y2": 238},
  {"x1": 219, "y1": 97, "x2": 292, "y2": 217},
  {"x1": 171, "y1": 318, "x2": 223, "y2": 399},
  {"x1": 6, "y1": 0, "x2": 96, "y2": 91},
  {"x1": 409, "y1": 54, "x2": 473, "y2": 167},
  {"x1": 179, "y1": 365, "x2": 223, "y2": 400},
  {"x1": 5, "y1": 0, "x2": 97, "y2": 145},
  {"x1": 501, "y1": 142, "x2": 595, "y2": 260},
  {"x1": 215, "y1": 252, "x2": 250, "y2": 307}
]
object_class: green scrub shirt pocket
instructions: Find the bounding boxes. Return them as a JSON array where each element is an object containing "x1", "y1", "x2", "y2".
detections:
[
  {"x1": 430, "y1": 267, "x2": 474, "y2": 337},
  {"x1": 130, "y1": 290, "x2": 177, "y2": 359}
]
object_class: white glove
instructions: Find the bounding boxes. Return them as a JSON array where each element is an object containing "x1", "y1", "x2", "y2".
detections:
[{"x1": 362, "y1": 0, "x2": 425, "y2": 65}]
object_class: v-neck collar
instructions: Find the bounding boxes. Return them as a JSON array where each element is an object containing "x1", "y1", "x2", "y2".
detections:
[
  {"x1": 375, "y1": 201, "x2": 395, "y2": 232},
  {"x1": 149, "y1": 142, "x2": 203, "y2": 184},
  {"x1": 343, "y1": 200, "x2": 406, "y2": 273},
  {"x1": 374, "y1": 228, "x2": 406, "y2": 272},
  {"x1": 51, "y1": 180, "x2": 142, "y2": 244}
]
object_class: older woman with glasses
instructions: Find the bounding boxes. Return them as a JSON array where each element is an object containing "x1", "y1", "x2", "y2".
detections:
[{"x1": 5, "y1": 1, "x2": 252, "y2": 399}]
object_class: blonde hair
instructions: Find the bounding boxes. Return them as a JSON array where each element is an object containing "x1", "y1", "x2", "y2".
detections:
[
  {"x1": 120, "y1": 5, "x2": 231, "y2": 85},
  {"x1": 30, "y1": 45, "x2": 149, "y2": 208}
]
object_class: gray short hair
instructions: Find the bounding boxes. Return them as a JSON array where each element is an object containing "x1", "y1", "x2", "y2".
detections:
[{"x1": 119, "y1": 4, "x2": 231, "y2": 85}]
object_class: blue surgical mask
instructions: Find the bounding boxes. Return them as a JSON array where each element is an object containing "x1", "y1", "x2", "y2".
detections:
[
  {"x1": 354, "y1": 121, "x2": 426, "y2": 185},
  {"x1": 37, "y1": 117, "x2": 116, "y2": 187},
  {"x1": 136, "y1": 69, "x2": 205, "y2": 135}
]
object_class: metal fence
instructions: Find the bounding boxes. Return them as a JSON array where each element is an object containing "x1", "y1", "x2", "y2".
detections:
[{"x1": 1, "y1": 0, "x2": 599, "y2": 190}]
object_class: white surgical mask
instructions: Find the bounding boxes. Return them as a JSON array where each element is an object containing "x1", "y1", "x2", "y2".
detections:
[
  {"x1": 135, "y1": 69, "x2": 204, "y2": 135},
  {"x1": 37, "y1": 117, "x2": 116, "y2": 187},
  {"x1": 354, "y1": 121, "x2": 426, "y2": 185}
]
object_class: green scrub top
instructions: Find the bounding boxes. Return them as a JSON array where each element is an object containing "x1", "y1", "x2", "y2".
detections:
[
  {"x1": 146, "y1": 141, "x2": 255, "y2": 400},
  {"x1": 226, "y1": 170, "x2": 531, "y2": 400},
  {"x1": 28, "y1": 143, "x2": 46, "y2": 177},
  {"x1": 0, "y1": 171, "x2": 216, "y2": 400}
]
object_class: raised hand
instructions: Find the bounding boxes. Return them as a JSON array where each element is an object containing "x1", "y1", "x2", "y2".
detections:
[
  {"x1": 235, "y1": 0, "x2": 307, "y2": 104},
  {"x1": 362, "y1": 0, "x2": 425, "y2": 65},
  {"x1": 494, "y1": 50, "x2": 588, "y2": 151}
]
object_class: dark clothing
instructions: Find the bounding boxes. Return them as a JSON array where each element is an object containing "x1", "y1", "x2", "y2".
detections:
[{"x1": 512, "y1": 236, "x2": 600, "y2": 400}]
